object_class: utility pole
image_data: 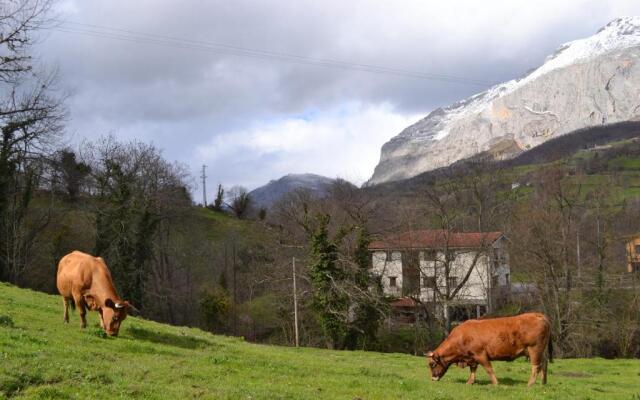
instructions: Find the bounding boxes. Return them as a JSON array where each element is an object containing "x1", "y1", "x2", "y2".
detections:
[
  {"x1": 292, "y1": 257, "x2": 299, "y2": 347},
  {"x1": 200, "y1": 164, "x2": 207, "y2": 206},
  {"x1": 576, "y1": 230, "x2": 581, "y2": 281},
  {"x1": 233, "y1": 241, "x2": 237, "y2": 336}
]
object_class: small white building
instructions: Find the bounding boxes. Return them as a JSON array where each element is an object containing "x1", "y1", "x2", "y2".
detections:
[{"x1": 369, "y1": 230, "x2": 510, "y2": 320}]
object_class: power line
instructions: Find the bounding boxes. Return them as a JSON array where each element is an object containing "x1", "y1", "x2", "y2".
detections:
[{"x1": 47, "y1": 20, "x2": 494, "y2": 87}]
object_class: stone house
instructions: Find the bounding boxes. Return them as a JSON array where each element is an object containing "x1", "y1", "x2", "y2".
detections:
[{"x1": 369, "y1": 230, "x2": 510, "y2": 321}]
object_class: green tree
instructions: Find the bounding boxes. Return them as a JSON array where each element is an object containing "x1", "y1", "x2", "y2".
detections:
[
  {"x1": 90, "y1": 138, "x2": 190, "y2": 310},
  {"x1": 200, "y1": 288, "x2": 231, "y2": 333},
  {"x1": 308, "y1": 213, "x2": 349, "y2": 349},
  {"x1": 213, "y1": 184, "x2": 224, "y2": 211},
  {"x1": 53, "y1": 149, "x2": 91, "y2": 201},
  {"x1": 344, "y1": 226, "x2": 386, "y2": 350},
  {"x1": 228, "y1": 186, "x2": 251, "y2": 219}
]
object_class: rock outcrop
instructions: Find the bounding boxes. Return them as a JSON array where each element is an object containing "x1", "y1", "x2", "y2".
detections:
[{"x1": 369, "y1": 17, "x2": 640, "y2": 185}]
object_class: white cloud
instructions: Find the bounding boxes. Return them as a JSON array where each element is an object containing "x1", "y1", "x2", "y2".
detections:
[
  {"x1": 36, "y1": 0, "x2": 640, "y2": 198},
  {"x1": 195, "y1": 102, "x2": 419, "y2": 188}
]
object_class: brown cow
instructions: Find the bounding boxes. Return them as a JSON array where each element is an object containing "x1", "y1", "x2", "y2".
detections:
[
  {"x1": 426, "y1": 312, "x2": 552, "y2": 386},
  {"x1": 56, "y1": 251, "x2": 132, "y2": 336}
]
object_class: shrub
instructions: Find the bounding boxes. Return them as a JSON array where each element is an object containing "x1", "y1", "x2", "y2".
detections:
[{"x1": 0, "y1": 315, "x2": 14, "y2": 327}]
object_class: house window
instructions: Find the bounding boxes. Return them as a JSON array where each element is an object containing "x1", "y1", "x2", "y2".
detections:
[
  {"x1": 493, "y1": 248, "x2": 500, "y2": 268},
  {"x1": 389, "y1": 276, "x2": 397, "y2": 287},
  {"x1": 447, "y1": 276, "x2": 458, "y2": 289},
  {"x1": 505, "y1": 273, "x2": 510, "y2": 286},
  {"x1": 635, "y1": 245, "x2": 640, "y2": 254},
  {"x1": 632, "y1": 262, "x2": 640, "y2": 273},
  {"x1": 423, "y1": 276, "x2": 436, "y2": 288},
  {"x1": 423, "y1": 250, "x2": 437, "y2": 261}
]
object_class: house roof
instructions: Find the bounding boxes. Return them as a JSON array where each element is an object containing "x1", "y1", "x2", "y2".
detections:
[
  {"x1": 391, "y1": 297, "x2": 418, "y2": 308},
  {"x1": 369, "y1": 230, "x2": 503, "y2": 250}
]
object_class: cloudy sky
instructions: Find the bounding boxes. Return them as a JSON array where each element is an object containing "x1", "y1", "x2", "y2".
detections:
[{"x1": 37, "y1": 0, "x2": 640, "y2": 198}]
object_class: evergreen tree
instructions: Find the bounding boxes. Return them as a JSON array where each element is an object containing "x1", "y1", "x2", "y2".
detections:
[
  {"x1": 344, "y1": 226, "x2": 386, "y2": 350},
  {"x1": 308, "y1": 213, "x2": 349, "y2": 349},
  {"x1": 213, "y1": 184, "x2": 224, "y2": 211}
]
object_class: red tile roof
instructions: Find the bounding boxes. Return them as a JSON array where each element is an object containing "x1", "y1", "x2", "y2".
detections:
[
  {"x1": 369, "y1": 230, "x2": 503, "y2": 250},
  {"x1": 391, "y1": 297, "x2": 418, "y2": 307}
]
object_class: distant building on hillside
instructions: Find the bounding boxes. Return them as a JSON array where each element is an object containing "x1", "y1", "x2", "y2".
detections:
[
  {"x1": 368, "y1": 230, "x2": 510, "y2": 323},
  {"x1": 624, "y1": 234, "x2": 640, "y2": 273}
]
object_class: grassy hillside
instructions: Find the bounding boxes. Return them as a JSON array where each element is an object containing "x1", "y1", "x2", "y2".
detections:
[{"x1": 1, "y1": 283, "x2": 639, "y2": 399}]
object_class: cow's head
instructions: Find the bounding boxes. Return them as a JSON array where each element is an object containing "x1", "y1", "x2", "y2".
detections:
[
  {"x1": 102, "y1": 299, "x2": 131, "y2": 336},
  {"x1": 426, "y1": 351, "x2": 450, "y2": 381}
]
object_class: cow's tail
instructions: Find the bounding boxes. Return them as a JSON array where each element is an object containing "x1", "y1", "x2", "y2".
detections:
[{"x1": 547, "y1": 335, "x2": 554, "y2": 363}]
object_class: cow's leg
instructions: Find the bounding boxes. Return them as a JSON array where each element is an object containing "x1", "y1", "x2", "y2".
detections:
[
  {"x1": 466, "y1": 364, "x2": 478, "y2": 385},
  {"x1": 73, "y1": 293, "x2": 87, "y2": 329},
  {"x1": 527, "y1": 364, "x2": 540, "y2": 386},
  {"x1": 541, "y1": 357, "x2": 548, "y2": 385},
  {"x1": 98, "y1": 309, "x2": 105, "y2": 330},
  {"x1": 477, "y1": 356, "x2": 498, "y2": 385},
  {"x1": 527, "y1": 345, "x2": 544, "y2": 386},
  {"x1": 63, "y1": 297, "x2": 70, "y2": 323}
]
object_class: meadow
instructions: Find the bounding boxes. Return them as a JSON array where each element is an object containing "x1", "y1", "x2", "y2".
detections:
[{"x1": 1, "y1": 282, "x2": 639, "y2": 399}]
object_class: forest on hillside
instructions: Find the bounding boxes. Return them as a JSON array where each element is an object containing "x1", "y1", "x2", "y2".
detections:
[{"x1": 2, "y1": 0, "x2": 640, "y2": 359}]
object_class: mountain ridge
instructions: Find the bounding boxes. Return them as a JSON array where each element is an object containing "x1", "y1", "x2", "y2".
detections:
[
  {"x1": 249, "y1": 173, "x2": 339, "y2": 209},
  {"x1": 369, "y1": 17, "x2": 640, "y2": 185}
]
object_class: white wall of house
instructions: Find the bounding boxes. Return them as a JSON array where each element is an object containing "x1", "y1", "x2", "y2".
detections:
[
  {"x1": 371, "y1": 237, "x2": 510, "y2": 306},
  {"x1": 372, "y1": 251, "x2": 402, "y2": 296},
  {"x1": 417, "y1": 250, "x2": 490, "y2": 303}
]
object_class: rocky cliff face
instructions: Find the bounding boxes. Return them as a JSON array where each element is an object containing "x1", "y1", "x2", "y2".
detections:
[{"x1": 369, "y1": 17, "x2": 640, "y2": 185}]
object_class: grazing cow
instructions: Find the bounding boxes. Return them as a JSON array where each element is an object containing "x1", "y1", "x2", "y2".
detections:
[
  {"x1": 426, "y1": 312, "x2": 552, "y2": 386},
  {"x1": 56, "y1": 251, "x2": 132, "y2": 336}
]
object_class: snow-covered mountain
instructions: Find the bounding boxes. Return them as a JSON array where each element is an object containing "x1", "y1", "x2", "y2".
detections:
[
  {"x1": 369, "y1": 17, "x2": 640, "y2": 185},
  {"x1": 249, "y1": 173, "x2": 338, "y2": 209}
]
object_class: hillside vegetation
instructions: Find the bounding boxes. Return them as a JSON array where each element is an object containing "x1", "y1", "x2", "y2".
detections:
[
  {"x1": 5, "y1": 127, "x2": 640, "y2": 357},
  {"x1": 1, "y1": 283, "x2": 639, "y2": 399},
  {"x1": 369, "y1": 121, "x2": 640, "y2": 199}
]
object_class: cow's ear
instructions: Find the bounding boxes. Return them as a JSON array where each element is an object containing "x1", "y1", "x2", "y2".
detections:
[{"x1": 104, "y1": 298, "x2": 116, "y2": 309}]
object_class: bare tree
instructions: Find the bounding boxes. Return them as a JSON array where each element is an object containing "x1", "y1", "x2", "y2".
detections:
[
  {"x1": 83, "y1": 137, "x2": 192, "y2": 310},
  {"x1": 0, "y1": 0, "x2": 66, "y2": 283},
  {"x1": 396, "y1": 164, "x2": 510, "y2": 334},
  {"x1": 509, "y1": 166, "x2": 583, "y2": 355}
]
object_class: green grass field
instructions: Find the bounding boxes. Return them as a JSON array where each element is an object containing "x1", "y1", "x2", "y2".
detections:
[{"x1": 1, "y1": 282, "x2": 639, "y2": 399}]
